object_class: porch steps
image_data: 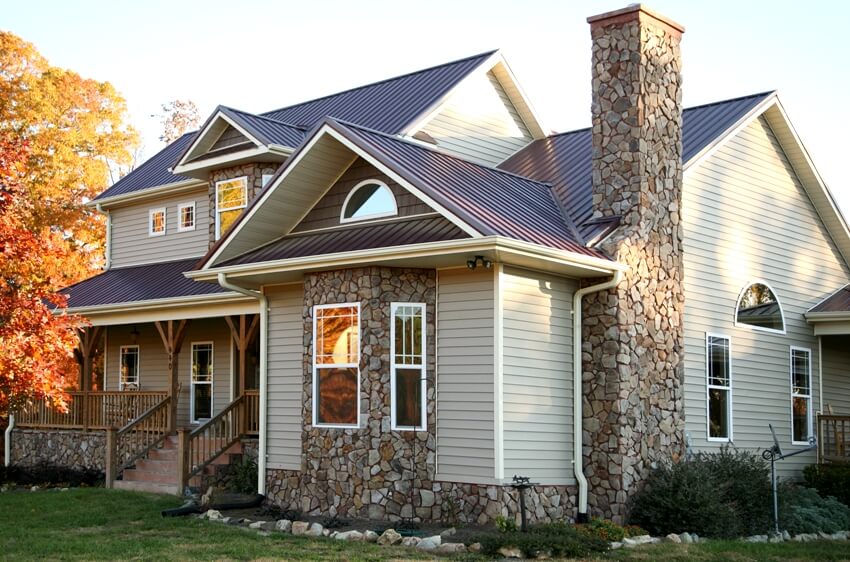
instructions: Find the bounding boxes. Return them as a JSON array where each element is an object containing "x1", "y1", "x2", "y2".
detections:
[{"x1": 113, "y1": 434, "x2": 244, "y2": 496}]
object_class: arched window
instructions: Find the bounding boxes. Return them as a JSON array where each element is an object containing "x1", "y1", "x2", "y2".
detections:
[
  {"x1": 735, "y1": 282, "x2": 785, "y2": 332},
  {"x1": 340, "y1": 180, "x2": 397, "y2": 223}
]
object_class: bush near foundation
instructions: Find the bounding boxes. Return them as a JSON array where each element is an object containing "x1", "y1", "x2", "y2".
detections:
[
  {"x1": 575, "y1": 518, "x2": 647, "y2": 542},
  {"x1": 803, "y1": 462, "x2": 850, "y2": 507},
  {"x1": 476, "y1": 522, "x2": 609, "y2": 558},
  {"x1": 629, "y1": 447, "x2": 773, "y2": 538},
  {"x1": 780, "y1": 485, "x2": 850, "y2": 534},
  {"x1": 0, "y1": 463, "x2": 103, "y2": 487}
]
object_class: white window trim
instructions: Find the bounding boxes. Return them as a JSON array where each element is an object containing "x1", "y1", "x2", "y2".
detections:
[
  {"x1": 177, "y1": 201, "x2": 196, "y2": 232},
  {"x1": 339, "y1": 179, "x2": 398, "y2": 224},
  {"x1": 390, "y1": 302, "x2": 427, "y2": 431},
  {"x1": 215, "y1": 176, "x2": 248, "y2": 239},
  {"x1": 706, "y1": 333, "x2": 733, "y2": 443},
  {"x1": 190, "y1": 341, "x2": 215, "y2": 424},
  {"x1": 733, "y1": 280, "x2": 787, "y2": 335},
  {"x1": 148, "y1": 207, "x2": 166, "y2": 237},
  {"x1": 790, "y1": 346, "x2": 813, "y2": 445},
  {"x1": 118, "y1": 345, "x2": 140, "y2": 391},
  {"x1": 312, "y1": 302, "x2": 361, "y2": 429}
]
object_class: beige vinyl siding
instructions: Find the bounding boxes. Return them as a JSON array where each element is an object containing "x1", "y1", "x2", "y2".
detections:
[
  {"x1": 436, "y1": 267, "x2": 496, "y2": 482},
  {"x1": 104, "y1": 319, "x2": 233, "y2": 427},
  {"x1": 265, "y1": 284, "x2": 304, "y2": 471},
  {"x1": 501, "y1": 267, "x2": 577, "y2": 484},
  {"x1": 822, "y1": 335, "x2": 850, "y2": 415},
  {"x1": 110, "y1": 188, "x2": 210, "y2": 268},
  {"x1": 682, "y1": 115, "x2": 850, "y2": 477},
  {"x1": 419, "y1": 71, "x2": 533, "y2": 167}
]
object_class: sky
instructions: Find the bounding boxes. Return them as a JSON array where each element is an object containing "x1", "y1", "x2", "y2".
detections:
[{"x1": 4, "y1": 0, "x2": 850, "y2": 215}]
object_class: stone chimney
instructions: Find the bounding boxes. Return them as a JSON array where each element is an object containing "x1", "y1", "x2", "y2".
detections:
[{"x1": 582, "y1": 5, "x2": 686, "y2": 522}]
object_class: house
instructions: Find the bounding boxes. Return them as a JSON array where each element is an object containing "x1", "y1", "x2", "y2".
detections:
[{"x1": 7, "y1": 4, "x2": 850, "y2": 525}]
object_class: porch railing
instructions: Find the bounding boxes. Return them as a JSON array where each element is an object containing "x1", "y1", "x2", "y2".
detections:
[
  {"x1": 817, "y1": 414, "x2": 850, "y2": 463},
  {"x1": 15, "y1": 391, "x2": 169, "y2": 431},
  {"x1": 105, "y1": 396, "x2": 172, "y2": 488},
  {"x1": 244, "y1": 390, "x2": 260, "y2": 436}
]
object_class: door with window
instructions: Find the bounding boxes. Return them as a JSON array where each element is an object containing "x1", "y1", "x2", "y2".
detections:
[{"x1": 191, "y1": 342, "x2": 214, "y2": 422}]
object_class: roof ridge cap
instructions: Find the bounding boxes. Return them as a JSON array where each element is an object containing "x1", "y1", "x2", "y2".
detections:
[{"x1": 223, "y1": 106, "x2": 307, "y2": 131}]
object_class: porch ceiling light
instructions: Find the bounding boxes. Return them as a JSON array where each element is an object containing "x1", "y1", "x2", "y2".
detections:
[
  {"x1": 466, "y1": 255, "x2": 492, "y2": 270},
  {"x1": 129, "y1": 325, "x2": 140, "y2": 344}
]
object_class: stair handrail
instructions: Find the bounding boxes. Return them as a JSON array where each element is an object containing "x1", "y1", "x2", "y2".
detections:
[
  {"x1": 105, "y1": 395, "x2": 172, "y2": 488},
  {"x1": 178, "y1": 394, "x2": 247, "y2": 490}
]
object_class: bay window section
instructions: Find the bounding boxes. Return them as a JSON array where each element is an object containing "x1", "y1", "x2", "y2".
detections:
[
  {"x1": 313, "y1": 304, "x2": 360, "y2": 427},
  {"x1": 707, "y1": 334, "x2": 732, "y2": 441},
  {"x1": 791, "y1": 347, "x2": 812, "y2": 444},
  {"x1": 391, "y1": 303, "x2": 426, "y2": 430}
]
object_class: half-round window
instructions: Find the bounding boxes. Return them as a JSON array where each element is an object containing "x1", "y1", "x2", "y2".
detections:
[
  {"x1": 735, "y1": 282, "x2": 785, "y2": 332},
  {"x1": 340, "y1": 180, "x2": 397, "y2": 223}
]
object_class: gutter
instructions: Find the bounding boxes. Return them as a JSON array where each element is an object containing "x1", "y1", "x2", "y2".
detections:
[
  {"x1": 217, "y1": 273, "x2": 269, "y2": 495},
  {"x1": 572, "y1": 269, "x2": 623, "y2": 523},
  {"x1": 4, "y1": 414, "x2": 14, "y2": 467},
  {"x1": 95, "y1": 203, "x2": 111, "y2": 269}
]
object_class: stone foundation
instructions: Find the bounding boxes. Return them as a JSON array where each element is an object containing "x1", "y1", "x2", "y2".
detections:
[{"x1": 10, "y1": 429, "x2": 105, "y2": 471}]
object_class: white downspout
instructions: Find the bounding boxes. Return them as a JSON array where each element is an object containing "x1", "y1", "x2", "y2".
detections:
[
  {"x1": 4, "y1": 413, "x2": 15, "y2": 467},
  {"x1": 573, "y1": 269, "x2": 623, "y2": 521},
  {"x1": 95, "y1": 203, "x2": 111, "y2": 270},
  {"x1": 217, "y1": 273, "x2": 268, "y2": 495}
]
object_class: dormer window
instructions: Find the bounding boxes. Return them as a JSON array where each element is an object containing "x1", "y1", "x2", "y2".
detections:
[
  {"x1": 149, "y1": 208, "x2": 166, "y2": 236},
  {"x1": 216, "y1": 177, "x2": 248, "y2": 239},
  {"x1": 340, "y1": 179, "x2": 397, "y2": 223}
]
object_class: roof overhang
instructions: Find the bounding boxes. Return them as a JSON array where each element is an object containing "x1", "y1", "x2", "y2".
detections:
[
  {"x1": 61, "y1": 292, "x2": 258, "y2": 326},
  {"x1": 88, "y1": 178, "x2": 208, "y2": 210},
  {"x1": 805, "y1": 312, "x2": 850, "y2": 335},
  {"x1": 187, "y1": 235, "x2": 627, "y2": 289}
]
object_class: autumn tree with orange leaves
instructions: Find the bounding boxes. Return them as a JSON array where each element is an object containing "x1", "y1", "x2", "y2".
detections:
[
  {"x1": 0, "y1": 31, "x2": 139, "y2": 287},
  {"x1": 0, "y1": 135, "x2": 81, "y2": 413}
]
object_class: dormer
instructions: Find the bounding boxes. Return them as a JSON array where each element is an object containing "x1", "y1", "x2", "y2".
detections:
[{"x1": 171, "y1": 106, "x2": 302, "y2": 178}]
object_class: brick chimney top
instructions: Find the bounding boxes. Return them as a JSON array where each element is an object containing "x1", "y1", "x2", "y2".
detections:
[{"x1": 587, "y1": 4, "x2": 685, "y2": 36}]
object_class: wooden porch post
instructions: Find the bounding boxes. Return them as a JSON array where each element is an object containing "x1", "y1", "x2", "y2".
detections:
[
  {"x1": 224, "y1": 315, "x2": 259, "y2": 397},
  {"x1": 154, "y1": 320, "x2": 189, "y2": 433},
  {"x1": 76, "y1": 326, "x2": 103, "y2": 430}
]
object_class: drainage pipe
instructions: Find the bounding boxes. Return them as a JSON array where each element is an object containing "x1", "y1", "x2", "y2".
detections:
[
  {"x1": 217, "y1": 273, "x2": 268, "y2": 495},
  {"x1": 4, "y1": 414, "x2": 14, "y2": 467},
  {"x1": 572, "y1": 269, "x2": 623, "y2": 522}
]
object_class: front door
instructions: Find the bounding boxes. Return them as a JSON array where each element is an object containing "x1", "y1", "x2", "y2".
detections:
[{"x1": 191, "y1": 342, "x2": 213, "y2": 422}]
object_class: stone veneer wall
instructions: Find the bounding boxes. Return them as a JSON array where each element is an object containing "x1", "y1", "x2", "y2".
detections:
[
  {"x1": 582, "y1": 6, "x2": 686, "y2": 522},
  {"x1": 208, "y1": 163, "x2": 278, "y2": 246},
  {"x1": 10, "y1": 429, "x2": 105, "y2": 472}
]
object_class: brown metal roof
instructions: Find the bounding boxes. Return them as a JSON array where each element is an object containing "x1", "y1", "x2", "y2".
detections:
[
  {"x1": 62, "y1": 259, "x2": 228, "y2": 308},
  {"x1": 809, "y1": 285, "x2": 850, "y2": 313},
  {"x1": 220, "y1": 216, "x2": 468, "y2": 267}
]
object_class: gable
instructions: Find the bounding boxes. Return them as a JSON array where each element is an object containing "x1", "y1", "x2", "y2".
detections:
[
  {"x1": 292, "y1": 158, "x2": 434, "y2": 233},
  {"x1": 209, "y1": 124, "x2": 253, "y2": 154}
]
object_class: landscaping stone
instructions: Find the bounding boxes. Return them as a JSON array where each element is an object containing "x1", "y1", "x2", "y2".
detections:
[
  {"x1": 416, "y1": 536, "x2": 441, "y2": 551},
  {"x1": 248, "y1": 521, "x2": 265, "y2": 530},
  {"x1": 440, "y1": 527, "x2": 456, "y2": 538},
  {"x1": 204, "y1": 509, "x2": 222, "y2": 521},
  {"x1": 291, "y1": 521, "x2": 310, "y2": 536},
  {"x1": 498, "y1": 545, "x2": 523, "y2": 558},
  {"x1": 781, "y1": 530, "x2": 791, "y2": 541},
  {"x1": 401, "y1": 536, "x2": 421, "y2": 548},
  {"x1": 665, "y1": 533, "x2": 681, "y2": 543},
  {"x1": 532, "y1": 549, "x2": 552, "y2": 560},
  {"x1": 745, "y1": 535, "x2": 768, "y2": 543},
  {"x1": 435, "y1": 543, "x2": 467, "y2": 554},
  {"x1": 623, "y1": 535, "x2": 657, "y2": 547},
  {"x1": 364, "y1": 530, "x2": 379, "y2": 542},
  {"x1": 333, "y1": 530, "x2": 364, "y2": 541},
  {"x1": 377, "y1": 529, "x2": 402, "y2": 545},
  {"x1": 468, "y1": 542, "x2": 482, "y2": 553},
  {"x1": 679, "y1": 532, "x2": 693, "y2": 544},
  {"x1": 610, "y1": 542, "x2": 623, "y2": 550},
  {"x1": 274, "y1": 519, "x2": 292, "y2": 533},
  {"x1": 305, "y1": 523, "x2": 324, "y2": 537}
]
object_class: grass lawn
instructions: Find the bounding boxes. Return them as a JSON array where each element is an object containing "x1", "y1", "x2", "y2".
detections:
[{"x1": 0, "y1": 488, "x2": 848, "y2": 561}]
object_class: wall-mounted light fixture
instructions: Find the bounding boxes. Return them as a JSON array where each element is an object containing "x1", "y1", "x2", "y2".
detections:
[
  {"x1": 129, "y1": 325, "x2": 140, "y2": 344},
  {"x1": 466, "y1": 255, "x2": 492, "y2": 270}
]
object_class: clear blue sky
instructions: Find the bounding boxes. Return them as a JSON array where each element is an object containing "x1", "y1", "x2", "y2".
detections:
[{"x1": 4, "y1": 0, "x2": 849, "y2": 214}]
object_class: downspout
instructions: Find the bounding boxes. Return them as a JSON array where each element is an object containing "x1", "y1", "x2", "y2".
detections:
[
  {"x1": 95, "y1": 203, "x2": 111, "y2": 270},
  {"x1": 4, "y1": 413, "x2": 14, "y2": 467},
  {"x1": 217, "y1": 273, "x2": 268, "y2": 495},
  {"x1": 573, "y1": 269, "x2": 623, "y2": 522}
]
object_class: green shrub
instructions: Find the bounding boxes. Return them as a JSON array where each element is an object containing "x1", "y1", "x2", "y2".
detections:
[
  {"x1": 476, "y1": 522, "x2": 608, "y2": 558},
  {"x1": 630, "y1": 446, "x2": 772, "y2": 538},
  {"x1": 228, "y1": 457, "x2": 258, "y2": 494},
  {"x1": 495, "y1": 514, "x2": 518, "y2": 533},
  {"x1": 0, "y1": 463, "x2": 102, "y2": 487},
  {"x1": 803, "y1": 462, "x2": 850, "y2": 507},
  {"x1": 576, "y1": 518, "x2": 627, "y2": 542},
  {"x1": 780, "y1": 485, "x2": 850, "y2": 534}
]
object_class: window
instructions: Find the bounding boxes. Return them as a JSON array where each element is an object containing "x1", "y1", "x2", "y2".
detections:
[
  {"x1": 119, "y1": 345, "x2": 139, "y2": 390},
  {"x1": 391, "y1": 303, "x2": 426, "y2": 430},
  {"x1": 791, "y1": 347, "x2": 812, "y2": 444},
  {"x1": 340, "y1": 179, "x2": 397, "y2": 223},
  {"x1": 149, "y1": 208, "x2": 166, "y2": 236},
  {"x1": 178, "y1": 202, "x2": 195, "y2": 232},
  {"x1": 736, "y1": 282, "x2": 784, "y2": 332},
  {"x1": 313, "y1": 304, "x2": 360, "y2": 427},
  {"x1": 262, "y1": 173, "x2": 274, "y2": 187},
  {"x1": 215, "y1": 176, "x2": 247, "y2": 239},
  {"x1": 191, "y1": 342, "x2": 214, "y2": 422},
  {"x1": 706, "y1": 334, "x2": 732, "y2": 441}
]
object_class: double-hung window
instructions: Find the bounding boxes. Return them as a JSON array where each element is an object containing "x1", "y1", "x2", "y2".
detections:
[
  {"x1": 215, "y1": 177, "x2": 247, "y2": 239},
  {"x1": 790, "y1": 347, "x2": 812, "y2": 444},
  {"x1": 706, "y1": 334, "x2": 732, "y2": 441},
  {"x1": 313, "y1": 304, "x2": 360, "y2": 427},
  {"x1": 391, "y1": 303, "x2": 426, "y2": 430},
  {"x1": 178, "y1": 202, "x2": 195, "y2": 232},
  {"x1": 149, "y1": 208, "x2": 166, "y2": 236},
  {"x1": 119, "y1": 345, "x2": 140, "y2": 390}
]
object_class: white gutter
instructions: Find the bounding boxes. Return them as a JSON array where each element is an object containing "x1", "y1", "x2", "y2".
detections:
[
  {"x1": 4, "y1": 414, "x2": 14, "y2": 467},
  {"x1": 95, "y1": 203, "x2": 111, "y2": 269},
  {"x1": 572, "y1": 269, "x2": 623, "y2": 522},
  {"x1": 217, "y1": 273, "x2": 269, "y2": 495}
]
